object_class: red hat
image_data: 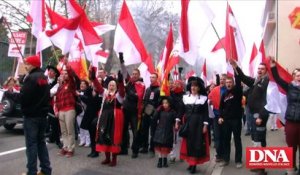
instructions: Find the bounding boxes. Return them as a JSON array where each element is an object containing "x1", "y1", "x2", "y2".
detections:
[{"x1": 25, "y1": 55, "x2": 41, "y2": 68}]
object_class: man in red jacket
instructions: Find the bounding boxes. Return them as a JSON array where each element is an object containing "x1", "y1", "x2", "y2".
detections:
[{"x1": 55, "y1": 59, "x2": 77, "y2": 158}]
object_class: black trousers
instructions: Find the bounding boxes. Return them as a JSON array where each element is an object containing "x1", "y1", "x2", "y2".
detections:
[
  {"x1": 48, "y1": 115, "x2": 61, "y2": 143},
  {"x1": 89, "y1": 117, "x2": 98, "y2": 153},
  {"x1": 139, "y1": 114, "x2": 155, "y2": 152},
  {"x1": 121, "y1": 108, "x2": 140, "y2": 154},
  {"x1": 222, "y1": 118, "x2": 242, "y2": 163}
]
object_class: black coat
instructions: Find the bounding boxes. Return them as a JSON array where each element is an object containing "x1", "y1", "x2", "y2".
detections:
[
  {"x1": 143, "y1": 84, "x2": 160, "y2": 108},
  {"x1": 271, "y1": 66, "x2": 300, "y2": 122},
  {"x1": 80, "y1": 87, "x2": 102, "y2": 130},
  {"x1": 219, "y1": 74, "x2": 243, "y2": 120},
  {"x1": 8, "y1": 68, "x2": 50, "y2": 118},
  {"x1": 153, "y1": 109, "x2": 176, "y2": 148},
  {"x1": 236, "y1": 66, "x2": 269, "y2": 123}
]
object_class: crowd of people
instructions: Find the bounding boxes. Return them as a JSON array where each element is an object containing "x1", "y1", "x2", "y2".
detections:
[{"x1": 2, "y1": 53, "x2": 300, "y2": 175}]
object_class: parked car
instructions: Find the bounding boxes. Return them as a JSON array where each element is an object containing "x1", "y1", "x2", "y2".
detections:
[{"x1": 0, "y1": 89, "x2": 23, "y2": 130}]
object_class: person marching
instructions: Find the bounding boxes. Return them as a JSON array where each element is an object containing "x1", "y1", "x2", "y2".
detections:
[
  {"x1": 119, "y1": 53, "x2": 146, "y2": 158},
  {"x1": 218, "y1": 66, "x2": 243, "y2": 168},
  {"x1": 46, "y1": 65, "x2": 62, "y2": 149},
  {"x1": 139, "y1": 72, "x2": 161, "y2": 156},
  {"x1": 271, "y1": 59, "x2": 300, "y2": 175},
  {"x1": 180, "y1": 77, "x2": 210, "y2": 174},
  {"x1": 5, "y1": 55, "x2": 52, "y2": 175},
  {"x1": 80, "y1": 67, "x2": 103, "y2": 158},
  {"x1": 76, "y1": 80, "x2": 92, "y2": 147},
  {"x1": 152, "y1": 96, "x2": 179, "y2": 168},
  {"x1": 231, "y1": 59, "x2": 269, "y2": 174},
  {"x1": 56, "y1": 58, "x2": 78, "y2": 158},
  {"x1": 96, "y1": 71, "x2": 125, "y2": 167}
]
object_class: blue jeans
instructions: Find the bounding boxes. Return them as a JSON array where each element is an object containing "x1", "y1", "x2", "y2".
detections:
[
  {"x1": 249, "y1": 113, "x2": 267, "y2": 147},
  {"x1": 212, "y1": 110, "x2": 223, "y2": 159},
  {"x1": 24, "y1": 117, "x2": 52, "y2": 175}
]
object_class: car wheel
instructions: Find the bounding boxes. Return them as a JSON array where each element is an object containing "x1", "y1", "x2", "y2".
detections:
[
  {"x1": 3, "y1": 123, "x2": 16, "y2": 130},
  {"x1": 2, "y1": 98, "x2": 15, "y2": 115}
]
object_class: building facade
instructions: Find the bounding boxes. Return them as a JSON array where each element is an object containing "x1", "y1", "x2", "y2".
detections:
[{"x1": 262, "y1": 0, "x2": 300, "y2": 72}]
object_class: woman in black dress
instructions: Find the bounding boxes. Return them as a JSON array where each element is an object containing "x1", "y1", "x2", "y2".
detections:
[
  {"x1": 180, "y1": 77, "x2": 210, "y2": 174},
  {"x1": 96, "y1": 72, "x2": 125, "y2": 167}
]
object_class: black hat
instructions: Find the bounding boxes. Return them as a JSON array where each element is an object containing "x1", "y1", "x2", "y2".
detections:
[
  {"x1": 186, "y1": 76, "x2": 207, "y2": 96},
  {"x1": 46, "y1": 65, "x2": 60, "y2": 77}
]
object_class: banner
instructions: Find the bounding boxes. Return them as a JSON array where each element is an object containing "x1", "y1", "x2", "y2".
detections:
[{"x1": 7, "y1": 31, "x2": 27, "y2": 58}]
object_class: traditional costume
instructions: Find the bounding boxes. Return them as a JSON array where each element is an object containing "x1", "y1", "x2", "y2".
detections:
[
  {"x1": 180, "y1": 77, "x2": 210, "y2": 174},
  {"x1": 96, "y1": 78, "x2": 125, "y2": 166}
]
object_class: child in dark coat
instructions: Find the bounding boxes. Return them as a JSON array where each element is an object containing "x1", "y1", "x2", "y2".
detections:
[{"x1": 153, "y1": 97, "x2": 179, "y2": 168}]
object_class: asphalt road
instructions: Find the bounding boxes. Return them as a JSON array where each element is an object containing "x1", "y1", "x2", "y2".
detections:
[{"x1": 0, "y1": 123, "x2": 291, "y2": 175}]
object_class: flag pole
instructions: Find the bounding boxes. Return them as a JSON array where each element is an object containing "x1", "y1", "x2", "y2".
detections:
[
  {"x1": 211, "y1": 22, "x2": 225, "y2": 51},
  {"x1": 1, "y1": 17, "x2": 25, "y2": 76},
  {"x1": 2, "y1": 17, "x2": 25, "y2": 60}
]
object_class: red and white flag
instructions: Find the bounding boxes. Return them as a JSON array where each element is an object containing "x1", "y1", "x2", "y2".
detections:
[
  {"x1": 91, "y1": 21, "x2": 115, "y2": 36},
  {"x1": 96, "y1": 49, "x2": 110, "y2": 64},
  {"x1": 224, "y1": 2, "x2": 246, "y2": 63},
  {"x1": 249, "y1": 43, "x2": 260, "y2": 77},
  {"x1": 46, "y1": 16, "x2": 81, "y2": 54},
  {"x1": 265, "y1": 57, "x2": 292, "y2": 125},
  {"x1": 66, "y1": 0, "x2": 103, "y2": 45},
  {"x1": 28, "y1": 0, "x2": 52, "y2": 53},
  {"x1": 158, "y1": 24, "x2": 174, "y2": 81},
  {"x1": 114, "y1": 1, "x2": 148, "y2": 66},
  {"x1": 179, "y1": 0, "x2": 215, "y2": 65},
  {"x1": 138, "y1": 55, "x2": 155, "y2": 88},
  {"x1": 160, "y1": 50, "x2": 180, "y2": 96},
  {"x1": 28, "y1": 0, "x2": 45, "y2": 38},
  {"x1": 46, "y1": 4, "x2": 67, "y2": 28},
  {"x1": 211, "y1": 37, "x2": 225, "y2": 52},
  {"x1": 211, "y1": 38, "x2": 233, "y2": 76}
]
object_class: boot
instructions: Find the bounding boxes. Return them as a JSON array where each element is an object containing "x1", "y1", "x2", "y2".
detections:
[
  {"x1": 157, "y1": 158, "x2": 162, "y2": 168},
  {"x1": 101, "y1": 152, "x2": 111, "y2": 165},
  {"x1": 89, "y1": 151, "x2": 99, "y2": 158},
  {"x1": 109, "y1": 154, "x2": 117, "y2": 167},
  {"x1": 189, "y1": 165, "x2": 196, "y2": 174},
  {"x1": 163, "y1": 157, "x2": 168, "y2": 167}
]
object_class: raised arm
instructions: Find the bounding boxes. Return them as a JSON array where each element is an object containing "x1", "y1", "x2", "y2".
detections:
[
  {"x1": 230, "y1": 59, "x2": 255, "y2": 87},
  {"x1": 270, "y1": 60, "x2": 289, "y2": 92},
  {"x1": 118, "y1": 52, "x2": 130, "y2": 83},
  {"x1": 89, "y1": 66, "x2": 104, "y2": 94}
]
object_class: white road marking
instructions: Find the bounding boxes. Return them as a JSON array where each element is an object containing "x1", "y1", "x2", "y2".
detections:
[
  {"x1": 0, "y1": 147, "x2": 26, "y2": 157},
  {"x1": 0, "y1": 143, "x2": 48, "y2": 157}
]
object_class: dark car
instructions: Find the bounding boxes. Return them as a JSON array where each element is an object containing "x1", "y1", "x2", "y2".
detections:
[{"x1": 0, "y1": 90, "x2": 23, "y2": 130}]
